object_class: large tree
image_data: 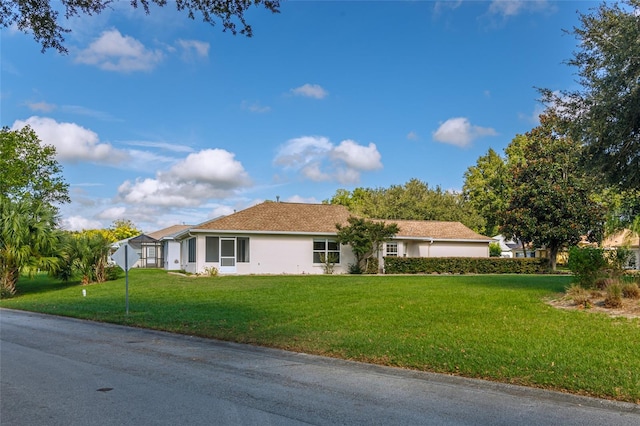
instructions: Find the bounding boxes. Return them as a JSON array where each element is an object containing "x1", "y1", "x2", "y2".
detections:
[
  {"x1": 0, "y1": 126, "x2": 70, "y2": 207},
  {"x1": 541, "y1": 0, "x2": 640, "y2": 190},
  {"x1": 0, "y1": 0, "x2": 280, "y2": 53},
  {"x1": 500, "y1": 113, "x2": 606, "y2": 270},
  {"x1": 462, "y1": 148, "x2": 509, "y2": 237}
]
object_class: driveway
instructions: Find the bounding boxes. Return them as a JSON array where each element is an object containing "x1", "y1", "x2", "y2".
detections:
[{"x1": 1, "y1": 308, "x2": 638, "y2": 425}]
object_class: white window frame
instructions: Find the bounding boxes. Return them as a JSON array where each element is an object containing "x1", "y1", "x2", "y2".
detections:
[{"x1": 313, "y1": 239, "x2": 340, "y2": 264}]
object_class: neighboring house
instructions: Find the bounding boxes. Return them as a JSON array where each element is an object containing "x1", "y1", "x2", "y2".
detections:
[
  {"x1": 117, "y1": 224, "x2": 192, "y2": 270},
  {"x1": 602, "y1": 229, "x2": 640, "y2": 270},
  {"x1": 148, "y1": 224, "x2": 192, "y2": 270},
  {"x1": 172, "y1": 201, "x2": 493, "y2": 275},
  {"x1": 492, "y1": 234, "x2": 543, "y2": 259}
]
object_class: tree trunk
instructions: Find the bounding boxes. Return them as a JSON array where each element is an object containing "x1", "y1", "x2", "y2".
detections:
[
  {"x1": 1, "y1": 266, "x2": 19, "y2": 297},
  {"x1": 548, "y1": 244, "x2": 559, "y2": 271}
]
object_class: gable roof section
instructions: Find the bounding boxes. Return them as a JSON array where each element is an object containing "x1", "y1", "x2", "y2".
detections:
[
  {"x1": 187, "y1": 201, "x2": 491, "y2": 241},
  {"x1": 148, "y1": 224, "x2": 192, "y2": 240},
  {"x1": 392, "y1": 219, "x2": 491, "y2": 241},
  {"x1": 194, "y1": 202, "x2": 353, "y2": 233}
]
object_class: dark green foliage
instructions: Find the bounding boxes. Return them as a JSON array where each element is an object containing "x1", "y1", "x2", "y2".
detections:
[
  {"x1": 327, "y1": 179, "x2": 485, "y2": 234},
  {"x1": 0, "y1": 196, "x2": 60, "y2": 297},
  {"x1": 105, "y1": 265, "x2": 121, "y2": 281},
  {"x1": 541, "y1": 0, "x2": 640, "y2": 190},
  {"x1": 0, "y1": 0, "x2": 281, "y2": 53},
  {"x1": 383, "y1": 257, "x2": 548, "y2": 275},
  {"x1": 567, "y1": 247, "x2": 608, "y2": 289},
  {"x1": 336, "y1": 216, "x2": 398, "y2": 273},
  {"x1": 500, "y1": 113, "x2": 606, "y2": 270},
  {"x1": 0, "y1": 126, "x2": 69, "y2": 206},
  {"x1": 463, "y1": 148, "x2": 509, "y2": 236}
]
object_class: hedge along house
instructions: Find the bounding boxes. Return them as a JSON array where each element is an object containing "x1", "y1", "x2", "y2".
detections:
[{"x1": 171, "y1": 201, "x2": 493, "y2": 275}]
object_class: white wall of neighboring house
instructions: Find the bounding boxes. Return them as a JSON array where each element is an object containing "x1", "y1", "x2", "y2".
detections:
[
  {"x1": 183, "y1": 233, "x2": 358, "y2": 275},
  {"x1": 163, "y1": 240, "x2": 182, "y2": 270},
  {"x1": 401, "y1": 240, "x2": 488, "y2": 258}
]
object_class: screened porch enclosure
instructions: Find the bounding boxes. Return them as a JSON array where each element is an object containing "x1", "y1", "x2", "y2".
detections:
[{"x1": 128, "y1": 234, "x2": 163, "y2": 268}]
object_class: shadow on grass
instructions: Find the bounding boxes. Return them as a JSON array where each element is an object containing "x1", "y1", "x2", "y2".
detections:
[{"x1": 12, "y1": 274, "x2": 83, "y2": 296}]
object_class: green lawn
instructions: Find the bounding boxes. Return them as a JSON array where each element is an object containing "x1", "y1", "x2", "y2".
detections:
[{"x1": 2, "y1": 270, "x2": 639, "y2": 403}]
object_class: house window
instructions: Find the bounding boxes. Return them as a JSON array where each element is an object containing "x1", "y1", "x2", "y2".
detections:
[
  {"x1": 386, "y1": 242, "x2": 398, "y2": 257},
  {"x1": 313, "y1": 239, "x2": 340, "y2": 264},
  {"x1": 205, "y1": 237, "x2": 219, "y2": 262},
  {"x1": 188, "y1": 237, "x2": 196, "y2": 263},
  {"x1": 237, "y1": 237, "x2": 250, "y2": 263}
]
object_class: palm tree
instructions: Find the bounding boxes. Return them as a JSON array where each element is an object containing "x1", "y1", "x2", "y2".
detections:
[{"x1": 0, "y1": 196, "x2": 59, "y2": 297}]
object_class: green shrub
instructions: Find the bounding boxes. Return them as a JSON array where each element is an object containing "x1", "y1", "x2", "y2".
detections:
[
  {"x1": 604, "y1": 281, "x2": 623, "y2": 308},
  {"x1": 383, "y1": 257, "x2": 548, "y2": 274},
  {"x1": 365, "y1": 257, "x2": 379, "y2": 274},
  {"x1": 105, "y1": 265, "x2": 121, "y2": 281},
  {"x1": 489, "y1": 242, "x2": 502, "y2": 257},
  {"x1": 567, "y1": 247, "x2": 607, "y2": 288},
  {"x1": 348, "y1": 263, "x2": 363, "y2": 274}
]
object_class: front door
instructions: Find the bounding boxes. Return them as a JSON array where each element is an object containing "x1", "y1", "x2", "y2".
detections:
[{"x1": 219, "y1": 238, "x2": 236, "y2": 273}]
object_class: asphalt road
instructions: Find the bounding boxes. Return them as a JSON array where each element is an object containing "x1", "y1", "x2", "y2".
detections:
[{"x1": 1, "y1": 308, "x2": 638, "y2": 425}]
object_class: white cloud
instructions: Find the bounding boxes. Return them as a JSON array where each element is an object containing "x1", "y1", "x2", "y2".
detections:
[
  {"x1": 97, "y1": 206, "x2": 127, "y2": 220},
  {"x1": 332, "y1": 140, "x2": 382, "y2": 171},
  {"x1": 274, "y1": 136, "x2": 333, "y2": 169},
  {"x1": 407, "y1": 131, "x2": 419, "y2": 141},
  {"x1": 11, "y1": 116, "x2": 128, "y2": 164},
  {"x1": 274, "y1": 136, "x2": 383, "y2": 183},
  {"x1": 75, "y1": 29, "x2": 164, "y2": 72},
  {"x1": 432, "y1": 117, "x2": 497, "y2": 147},
  {"x1": 60, "y1": 215, "x2": 103, "y2": 231},
  {"x1": 487, "y1": 0, "x2": 553, "y2": 18},
  {"x1": 286, "y1": 195, "x2": 319, "y2": 204},
  {"x1": 118, "y1": 149, "x2": 251, "y2": 207},
  {"x1": 176, "y1": 39, "x2": 210, "y2": 58},
  {"x1": 291, "y1": 84, "x2": 328, "y2": 99}
]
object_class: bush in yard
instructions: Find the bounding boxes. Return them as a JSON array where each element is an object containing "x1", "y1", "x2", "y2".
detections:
[
  {"x1": 567, "y1": 247, "x2": 607, "y2": 288},
  {"x1": 604, "y1": 281, "x2": 623, "y2": 308},
  {"x1": 565, "y1": 284, "x2": 592, "y2": 308},
  {"x1": 489, "y1": 242, "x2": 502, "y2": 257},
  {"x1": 622, "y1": 282, "x2": 640, "y2": 299}
]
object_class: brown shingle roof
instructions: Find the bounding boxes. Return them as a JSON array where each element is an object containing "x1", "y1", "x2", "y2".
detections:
[
  {"x1": 390, "y1": 219, "x2": 491, "y2": 240},
  {"x1": 192, "y1": 201, "x2": 491, "y2": 241},
  {"x1": 148, "y1": 224, "x2": 192, "y2": 240},
  {"x1": 195, "y1": 202, "x2": 353, "y2": 233}
]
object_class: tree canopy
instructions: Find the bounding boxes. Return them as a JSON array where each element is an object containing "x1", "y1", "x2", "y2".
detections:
[
  {"x1": 462, "y1": 148, "x2": 509, "y2": 237},
  {"x1": 0, "y1": 0, "x2": 281, "y2": 53},
  {"x1": 335, "y1": 216, "x2": 399, "y2": 273},
  {"x1": 0, "y1": 126, "x2": 70, "y2": 206},
  {"x1": 326, "y1": 179, "x2": 485, "y2": 234},
  {"x1": 541, "y1": 0, "x2": 640, "y2": 190},
  {"x1": 500, "y1": 113, "x2": 606, "y2": 270}
]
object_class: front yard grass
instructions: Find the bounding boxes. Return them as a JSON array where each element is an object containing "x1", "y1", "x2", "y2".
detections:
[{"x1": 2, "y1": 269, "x2": 639, "y2": 403}]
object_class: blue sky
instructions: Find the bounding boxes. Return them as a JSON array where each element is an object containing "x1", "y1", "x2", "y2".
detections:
[{"x1": 2, "y1": 0, "x2": 593, "y2": 233}]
